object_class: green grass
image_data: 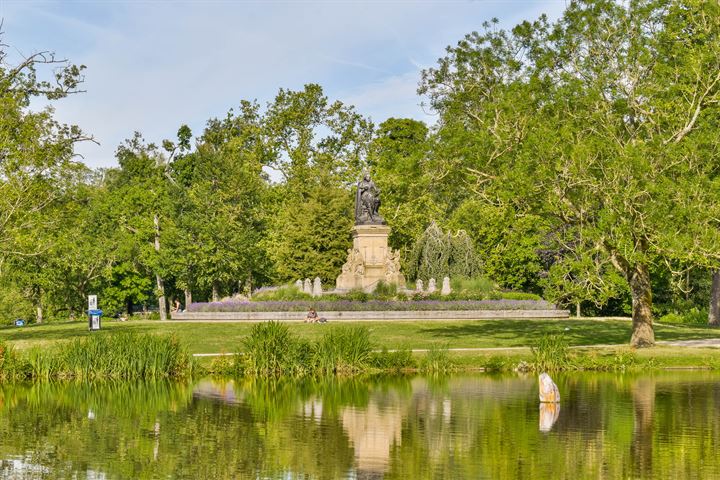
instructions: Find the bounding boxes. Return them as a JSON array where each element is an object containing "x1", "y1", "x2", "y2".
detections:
[{"x1": 3, "y1": 318, "x2": 720, "y2": 355}]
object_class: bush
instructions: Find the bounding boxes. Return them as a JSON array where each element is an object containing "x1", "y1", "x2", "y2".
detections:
[
  {"x1": 658, "y1": 307, "x2": 707, "y2": 326},
  {"x1": 252, "y1": 285, "x2": 313, "y2": 302},
  {"x1": 372, "y1": 281, "x2": 398, "y2": 300}
]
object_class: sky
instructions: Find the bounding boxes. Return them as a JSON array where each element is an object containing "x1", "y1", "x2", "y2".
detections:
[{"x1": 1, "y1": 0, "x2": 567, "y2": 168}]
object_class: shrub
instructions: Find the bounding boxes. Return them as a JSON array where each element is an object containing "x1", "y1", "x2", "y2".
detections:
[
  {"x1": 253, "y1": 285, "x2": 313, "y2": 301},
  {"x1": 373, "y1": 281, "x2": 398, "y2": 300},
  {"x1": 658, "y1": 307, "x2": 707, "y2": 326}
]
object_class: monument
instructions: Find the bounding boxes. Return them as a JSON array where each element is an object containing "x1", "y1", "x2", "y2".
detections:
[{"x1": 336, "y1": 173, "x2": 406, "y2": 292}]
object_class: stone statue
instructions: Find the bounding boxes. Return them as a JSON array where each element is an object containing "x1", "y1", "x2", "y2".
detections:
[{"x1": 355, "y1": 173, "x2": 385, "y2": 225}]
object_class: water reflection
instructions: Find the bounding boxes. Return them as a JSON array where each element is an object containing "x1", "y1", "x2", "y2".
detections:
[
  {"x1": 1, "y1": 373, "x2": 720, "y2": 479},
  {"x1": 539, "y1": 402, "x2": 561, "y2": 432}
]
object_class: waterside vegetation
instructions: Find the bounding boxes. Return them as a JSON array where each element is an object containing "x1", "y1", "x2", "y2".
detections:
[{"x1": 0, "y1": 333, "x2": 195, "y2": 381}]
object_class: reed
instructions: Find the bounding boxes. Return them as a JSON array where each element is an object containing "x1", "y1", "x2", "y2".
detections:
[
  {"x1": 241, "y1": 321, "x2": 311, "y2": 376},
  {"x1": 0, "y1": 340, "x2": 25, "y2": 381},
  {"x1": 312, "y1": 326, "x2": 373, "y2": 374},
  {"x1": 421, "y1": 344, "x2": 455, "y2": 373},
  {"x1": 531, "y1": 334, "x2": 571, "y2": 372},
  {"x1": 24, "y1": 333, "x2": 194, "y2": 380}
]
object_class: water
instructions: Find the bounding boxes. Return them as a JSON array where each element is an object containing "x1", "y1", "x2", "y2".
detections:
[{"x1": 1, "y1": 372, "x2": 720, "y2": 479}]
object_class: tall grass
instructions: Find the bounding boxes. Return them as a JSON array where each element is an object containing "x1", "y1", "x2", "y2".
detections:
[
  {"x1": 24, "y1": 333, "x2": 195, "y2": 380},
  {"x1": 421, "y1": 344, "x2": 455, "y2": 373},
  {"x1": 313, "y1": 326, "x2": 373, "y2": 374},
  {"x1": 242, "y1": 321, "x2": 312, "y2": 376},
  {"x1": 531, "y1": 334, "x2": 571, "y2": 372},
  {"x1": 0, "y1": 341, "x2": 25, "y2": 381}
]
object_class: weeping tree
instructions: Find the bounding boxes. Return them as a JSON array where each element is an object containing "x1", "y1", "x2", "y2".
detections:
[{"x1": 406, "y1": 222, "x2": 481, "y2": 281}]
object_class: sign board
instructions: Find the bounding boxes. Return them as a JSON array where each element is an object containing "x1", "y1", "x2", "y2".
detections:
[{"x1": 88, "y1": 295, "x2": 97, "y2": 311}]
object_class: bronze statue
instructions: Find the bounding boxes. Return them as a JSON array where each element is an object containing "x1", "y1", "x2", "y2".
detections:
[{"x1": 355, "y1": 173, "x2": 385, "y2": 225}]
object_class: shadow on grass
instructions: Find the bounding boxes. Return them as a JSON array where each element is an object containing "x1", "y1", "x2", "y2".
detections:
[
  {"x1": 0, "y1": 321, "x2": 159, "y2": 344},
  {"x1": 418, "y1": 320, "x2": 720, "y2": 347}
]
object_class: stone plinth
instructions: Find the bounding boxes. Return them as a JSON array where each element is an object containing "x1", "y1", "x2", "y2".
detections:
[{"x1": 336, "y1": 225, "x2": 406, "y2": 292}]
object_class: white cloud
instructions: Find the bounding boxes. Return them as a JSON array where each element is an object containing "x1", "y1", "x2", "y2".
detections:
[{"x1": 2, "y1": 0, "x2": 568, "y2": 168}]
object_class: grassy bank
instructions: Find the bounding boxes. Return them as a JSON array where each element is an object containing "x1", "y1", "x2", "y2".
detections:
[
  {"x1": 3, "y1": 319, "x2": 720, "y2": 378},
  {"x1": 3, "y1": 318, "x2": 720, "y2": 355}
]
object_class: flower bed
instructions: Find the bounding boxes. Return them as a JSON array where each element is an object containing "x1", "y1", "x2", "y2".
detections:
[{"x1": 187, "y1": 299, "x2": 557, "y2": 313}]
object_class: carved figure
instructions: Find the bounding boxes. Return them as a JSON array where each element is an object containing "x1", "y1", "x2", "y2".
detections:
[
  {"x1": 385, "y1": 249, "x2": 401, "y2": 277},
  {"x1": 355, "y1": 173, "x2": 385, "y2": 225}
]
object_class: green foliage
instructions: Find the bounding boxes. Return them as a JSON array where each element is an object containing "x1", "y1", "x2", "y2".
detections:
[
  {"x1": 0, "y1": 341, "x2": 24, "y2": 381},
  {"x1": 421, "y1": 344, "x2": 455, "y2": 373},
  {"x1": 407, "y1": 222, "x2": 481, "y2": 281},
  {"x1": 241, "y1": 321, "x2": 312, "y2": 376},
  {"x1": 313, "y1": 326, "x2": 373, "y2": 374},
  {"x1": 658, "y1": 308, "x2": 708, "y2": 326},
  {"x1": 252, "y1": 285, "x2": 313, "y2": 301},
  {"x1": 368, "y1": 348, "x2": 416, "y2": 371},
  {"x1": 531, "y1": 335, "x2": 570, "y2": 372},
  {"x1": 22, "y1": 333, "x2": 194, "y2": 381}
]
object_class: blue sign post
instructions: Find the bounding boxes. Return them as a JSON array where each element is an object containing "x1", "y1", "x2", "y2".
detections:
[{"x1": 88, "y1": 309, "x2": 103, "y2": 331}]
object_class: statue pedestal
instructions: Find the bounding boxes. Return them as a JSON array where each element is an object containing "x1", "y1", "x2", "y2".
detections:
[{"x1": 336, "y1": 225, "x2": 406, "y2": 292}]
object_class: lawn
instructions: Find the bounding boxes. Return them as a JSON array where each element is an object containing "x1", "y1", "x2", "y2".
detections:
[{"x1": 2, "y1": 318, "x2": 719, "y2": 355}]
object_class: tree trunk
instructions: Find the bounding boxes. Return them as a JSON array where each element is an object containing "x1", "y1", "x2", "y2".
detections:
[
  {"x1": 709, "y1": 270, "x2": 720, "y2": 326},
  {"x1": 184, "y1": 288, "x2": 192, "y2": 308},
  {"x1": 34, "y1": 287, "x2": 43, "y2": 324},
  {"x1": 212, "y1": 281, "x2": 220, "y2": 302},
  {"x1": 156, "y1": 273, "x2": 167, "y2": 321},
  {"x1": 154, "y1": 214, "x2": 167, "y2": 321},
  {"x1": 576, "y1": 302, "x2": 581, "y2": 318},
  {"x1": 629, "y1": 263, "x2": 655, "y2": 348}
]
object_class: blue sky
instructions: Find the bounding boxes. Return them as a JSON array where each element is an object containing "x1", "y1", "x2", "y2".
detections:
[{"x1": 1, "y1": 0, "x2": 566, "y2": 168}]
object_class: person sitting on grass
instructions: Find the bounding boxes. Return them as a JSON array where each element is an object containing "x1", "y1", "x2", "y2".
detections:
[{"x1": 305, "y1": 308, "x2": 318, "y2": 323}]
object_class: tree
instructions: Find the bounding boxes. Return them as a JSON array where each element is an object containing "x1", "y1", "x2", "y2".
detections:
[
  {"x1": 105, "y1": 134, "x2": 174, "y2": 319},
  {"x1": 406, "y1": 222, "x2": 481, "y2": 282},
  {"x1": 420, "y1": 0, "x2": 720, "y2": 346},
  {"x1": 169, "y1": 109, "x2": 270, "y2": 302},
  {"x1": 262, "y1": 85, "x2": 373, "y2": 284},
  {"x1": 0, "y1": 35, "x2": 92, "y2": 322}
]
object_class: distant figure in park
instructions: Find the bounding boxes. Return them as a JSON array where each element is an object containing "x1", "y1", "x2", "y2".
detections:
[
  {"x1": 171, "y1": 299, "x2": 181, "y2": 313},
  {"x1": 355, "y1": 173, "x2": 385, "y2": 225},
  {"x1": 305, "y1": 307, "x2": 318, "y2": 323}
]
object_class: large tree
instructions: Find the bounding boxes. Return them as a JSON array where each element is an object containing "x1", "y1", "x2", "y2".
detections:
[
  {"x1": 421, "y1": 0, "x2": 720, "y2": 346},
  {"x1": 0, "y1": 36, "x2": 92, "y2": 322}
]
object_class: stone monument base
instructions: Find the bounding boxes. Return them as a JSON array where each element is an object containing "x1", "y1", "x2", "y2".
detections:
[{"x1": 336, "y1": 225, "x2": 406, "y2": 292}]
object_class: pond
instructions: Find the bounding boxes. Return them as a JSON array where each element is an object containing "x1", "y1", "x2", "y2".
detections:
[{"x1": 1, "y1": 371, "x2": 719, "y2": 479}]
